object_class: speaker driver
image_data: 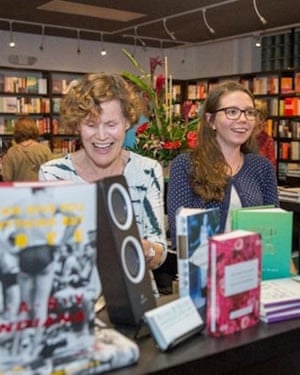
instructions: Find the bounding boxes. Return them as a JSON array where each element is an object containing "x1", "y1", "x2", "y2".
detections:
[
  {"x1": 121, "y1": 236, "x2": 145, "y2": 284},
  {"x1": 108, "y1": 182, "x2": 133, "y2": 230}
]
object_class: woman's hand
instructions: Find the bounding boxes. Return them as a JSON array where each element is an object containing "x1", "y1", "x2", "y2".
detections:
[{"x1": 141, "y1": 239, "x2": 164, "y2": 270}]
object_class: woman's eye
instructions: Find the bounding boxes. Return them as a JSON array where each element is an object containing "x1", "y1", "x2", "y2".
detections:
[{"x1": 228, "y1": 109, "x2": 238, "y2": 116}]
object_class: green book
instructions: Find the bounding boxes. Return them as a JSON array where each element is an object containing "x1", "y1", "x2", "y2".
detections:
[{"x1": 231, "y1": 206, "x2": 293, "y2": 280}]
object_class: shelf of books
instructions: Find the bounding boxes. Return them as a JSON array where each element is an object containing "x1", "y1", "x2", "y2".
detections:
[
  {"x1": 2, "y1": 64, "x2": 300, "y2": 184},
  {"x1": 0, "y1": 67, "x2": 84, "y2": 155}
]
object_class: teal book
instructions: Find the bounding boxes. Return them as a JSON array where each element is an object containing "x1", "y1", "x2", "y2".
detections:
[{"x1": 231, "y1": 207, "x2": 293, "y2": 280}]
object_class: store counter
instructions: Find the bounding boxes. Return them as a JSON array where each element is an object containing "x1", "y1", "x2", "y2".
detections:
[{"x1": 99, "y1": 297, "x2": 300, "y2": 375}]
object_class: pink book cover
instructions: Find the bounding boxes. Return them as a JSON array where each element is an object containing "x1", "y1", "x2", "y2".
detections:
[{"x1": 206, "y1": 230, "x2": 262, "y2": 337}]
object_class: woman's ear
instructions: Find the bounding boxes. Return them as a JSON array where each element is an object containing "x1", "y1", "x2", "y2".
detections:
[
  {"x1": 206, "y1": 113, "x2": 216, "y2": 130},
  {"x1": 125, "y1": 122, "x2": 130, "y2": 130}
]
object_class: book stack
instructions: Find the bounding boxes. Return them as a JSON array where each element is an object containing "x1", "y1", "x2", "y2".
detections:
[
  {"x1": 278, "y1": 186, "x2": 300, "y2": 203},
  {"x1": 260, "y1": 276, "x2": 300, "y2": 323}
]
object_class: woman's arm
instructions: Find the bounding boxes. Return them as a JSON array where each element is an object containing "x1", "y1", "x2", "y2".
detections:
[{"x1": 167, "y1": 154, "x2": 199, "y2": 249}]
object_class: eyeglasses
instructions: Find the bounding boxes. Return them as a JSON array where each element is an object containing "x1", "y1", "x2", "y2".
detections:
[{"x1": 214, "y1": 107, "x2": 258, "y2": 121}]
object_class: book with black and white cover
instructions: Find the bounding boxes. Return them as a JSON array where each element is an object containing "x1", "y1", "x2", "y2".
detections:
[{"x1": 0, "y1": 180, "x2": 139, "y2": 373}]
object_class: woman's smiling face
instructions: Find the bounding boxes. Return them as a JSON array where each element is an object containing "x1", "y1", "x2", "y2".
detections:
[
  {"x1": 210, "y1": 90, "x2": 256, "y2": 151},
  {"x1": 79, "y1": 99, "x2": 130, "y2": 168}
]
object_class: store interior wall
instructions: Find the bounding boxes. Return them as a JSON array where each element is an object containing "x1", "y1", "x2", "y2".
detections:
[{"x1": 0, "y1": 30, "x2": 261, "y2": 79}]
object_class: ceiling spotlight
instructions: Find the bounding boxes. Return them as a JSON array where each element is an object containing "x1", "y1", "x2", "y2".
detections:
[
  {"x1": 100, "y1": 32, "x2": 107, "y2": 56},
  {"x1": 77, "y1": 29, "x2": 81, "y2": 55},
  {"x1": 40, "y1": 25, "x2": 45, "y2": 51},
  {"x1": 202, "y1": 9, "x2": 215, "y2": 35},
  {"x1": 255, "y1": 34, "x2": 262, "y2": 47},
  {"x1": 133, "y1": 26, "x2": 147, "y2": 50},
  {"x1": 163, "y1": 18, "x2": 176, "y2": 41},
  {"x1": 253, "y1": 0, "x2": 267, "y2": 25},
  {"x1": 9, "y1": 21, "x2": 16, "y2": 48}
]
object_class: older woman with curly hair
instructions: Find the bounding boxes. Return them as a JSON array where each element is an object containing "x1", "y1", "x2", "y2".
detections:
[{"x1": 39, "y1": 73, "x2": 167, "y2": 295}]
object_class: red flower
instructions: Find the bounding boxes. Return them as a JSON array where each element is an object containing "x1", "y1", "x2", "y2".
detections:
[
  {"x1": 137, "y1": 122, "x2": 149, "y2": 134},
  {"x1": 162, "y1": 140, "x2": 181, "y2": 150},
  {"x1": 187, "y1": 130, "x2": 198, "y2": 148},
  {"x1": 155, "y1": 74, "x2": 165, "y2": 97}
]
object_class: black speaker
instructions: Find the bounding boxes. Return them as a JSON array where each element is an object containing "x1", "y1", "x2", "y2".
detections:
[{"x1": 96, "y1": 175, "x2": 157, "y2": 327}]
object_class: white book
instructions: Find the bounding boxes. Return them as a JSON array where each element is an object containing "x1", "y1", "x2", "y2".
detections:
[{"x1": 260, "y1": 276, "x2": 300, "y2": 309}]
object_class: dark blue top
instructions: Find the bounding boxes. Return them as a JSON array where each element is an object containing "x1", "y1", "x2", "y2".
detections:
[{"x1": 167, "y1": 152, "x2": 279, "y2": 249}]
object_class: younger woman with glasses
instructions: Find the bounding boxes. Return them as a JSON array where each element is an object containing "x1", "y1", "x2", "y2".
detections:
[{"x1": 167, "y1": 80, "x2": 279, "y2": 248}]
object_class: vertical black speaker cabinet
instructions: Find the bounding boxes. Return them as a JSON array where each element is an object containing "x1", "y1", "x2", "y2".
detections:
[{"x1": 96, "y1": 175, "x2": 156, "y2": 327}]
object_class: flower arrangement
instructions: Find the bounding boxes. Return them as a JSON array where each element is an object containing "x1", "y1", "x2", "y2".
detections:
[{"x1": 122, "y1": 49, "x2": 199, "y2": 166}]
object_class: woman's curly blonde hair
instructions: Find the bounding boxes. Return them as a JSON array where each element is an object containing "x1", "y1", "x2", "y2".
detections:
[{"x1": 60, "y1": 73, "x2": 141, "y2": 133}]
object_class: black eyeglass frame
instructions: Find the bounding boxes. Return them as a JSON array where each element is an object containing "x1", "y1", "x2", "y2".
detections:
[{"x1": 214, "y1": 106, "x2": 258, "y2": 121}]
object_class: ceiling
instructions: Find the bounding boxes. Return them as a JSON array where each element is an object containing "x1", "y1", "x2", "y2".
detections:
[{"x1": 0, "y1": 0, "x2": 299, "y2": 49}]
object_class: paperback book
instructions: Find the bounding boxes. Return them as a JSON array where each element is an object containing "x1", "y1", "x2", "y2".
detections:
[
  {"x1": 176, "y1": 207, "x2": 220, "y2": 317},
  {"x1": 206, "y1": 230, "x2": 262, "y2": 337},
  {"x1": 260, "y1": 276, "x2": 300, "y2": 323},
  {"x1": 0, "y1": 181, "x2": 139, "y2": 373},
  {"x1": 231, "y1": 206, "x2": 293, "y2": 280}
]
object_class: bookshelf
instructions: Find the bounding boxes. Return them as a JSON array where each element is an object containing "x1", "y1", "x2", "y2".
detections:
[
  {"x1": 0, "y1": 67, "x2": 83, "y2": 155},
  {"x1": 2, "y1": 64, "x2": 300, "y2": 186}
]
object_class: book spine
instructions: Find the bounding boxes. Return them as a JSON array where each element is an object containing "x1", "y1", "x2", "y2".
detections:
[
  {"x1": 177, "y1": 231, "x2": 190, "y2": 297},
  {"x1": 209, "y1": 241, "x2": 217, "y2": 334},
  {"x1": 176, "y1": 215, "x2": 189, "y2": 297}
]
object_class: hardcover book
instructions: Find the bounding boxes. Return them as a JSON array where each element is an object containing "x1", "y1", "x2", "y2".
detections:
[
  {"x1": 0, "y1": 180, "x2": 139, "y2": 373},
  {"x1": 176, "y1": 207, "x2": 220, "y2": 317},
  {"x1": 206, "y1": 230, "x2": 262, "y2": 337},
  {"x1": 231, "y1": 206, "x2": 293, "y2": 280}
]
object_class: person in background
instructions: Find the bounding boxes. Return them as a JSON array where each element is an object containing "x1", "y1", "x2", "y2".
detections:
[
  {"x1": 1, "y1": 116, "x2": 53, "y2": 181},
  {"x1": 254, "y1": 99, "x2": 276, "y2": 169},
  {"x1": 39, "y1": 73, "x2": 167, "y2": 296},
  {"x1": 123, "y1": 87, "x2": 150, "y2": 149},
  {"x1": 167, "y1": 81, "x2": 279, "y2": 249}
]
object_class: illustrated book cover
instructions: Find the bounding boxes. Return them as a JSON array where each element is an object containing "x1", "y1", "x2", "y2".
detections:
[
  {"x1": 176, "y1": 207, "x2": 220, "y2": 317},
  {"x1": 206, "y1": 230, "x2": 262, "y2": 337},
  {"x1": 0, "y1": 181, "x2": 139, "y2": 374},
  {"x1": 231, "y1": 206, "x2": 293, "y2": 280}
]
